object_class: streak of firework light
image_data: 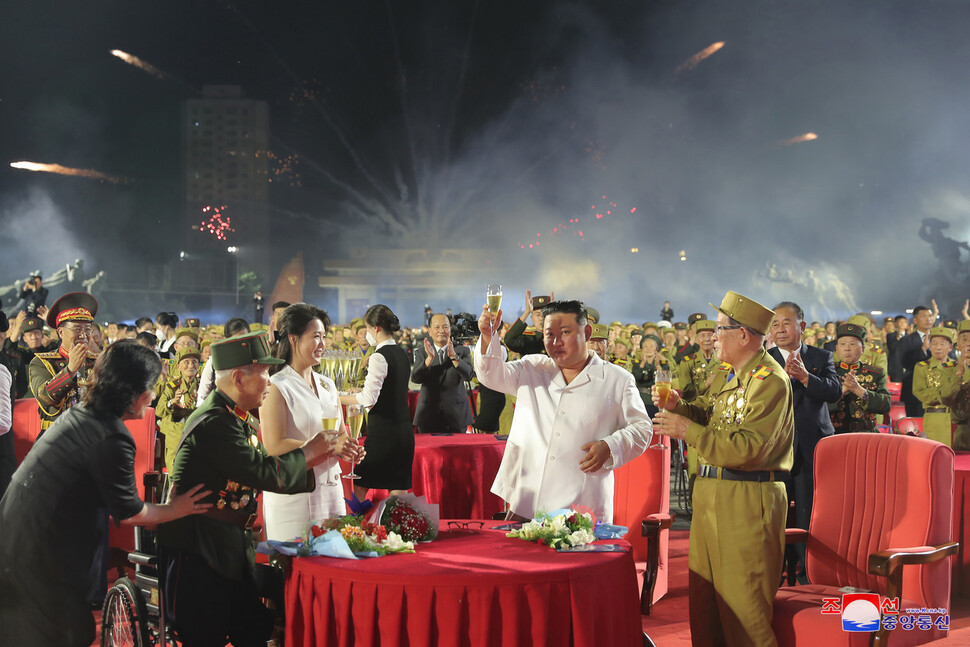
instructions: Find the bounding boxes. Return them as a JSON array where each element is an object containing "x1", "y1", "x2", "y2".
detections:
[
  {"x1": 777, "y1": 132, "x2": 819, "y2": 146},
  {"x1": 675, "y1": 42, "x2": 725, "y2": 74},
  {"x1": 256, "y1": 150, "x2": 303, "y2": 187},
  {"x1": 110, "y1": 49, "x2": 166, "y2": 80},
  {"x1": 10, "y1": 161, "x2": 129, "y2": 184},
  {"x1": 198, "y1": 205, "x2": 235, "y2": 241}
]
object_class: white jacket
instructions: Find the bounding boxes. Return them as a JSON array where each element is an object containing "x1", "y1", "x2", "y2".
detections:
[{"x1": 474, "y1": 338, "x2": 653, "y2": 522}]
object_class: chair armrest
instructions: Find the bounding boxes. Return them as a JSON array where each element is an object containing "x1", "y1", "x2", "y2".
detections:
[
  {"x1": 785, "y1": 528, "x2": 808, "y2": 545},
  {"x1": 868, "y1": 542, "x2": 959, "y2": 603},
  {"x1": 641, "y1": 513, "x2": 675, "y2": 538}
]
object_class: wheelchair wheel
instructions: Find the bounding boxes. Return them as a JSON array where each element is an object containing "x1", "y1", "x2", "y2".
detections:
[{"x1": 101, "y1": 576, "x2": 150, "y2": 647}]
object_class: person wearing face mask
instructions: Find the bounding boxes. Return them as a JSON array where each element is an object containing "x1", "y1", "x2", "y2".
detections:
[
  {"x1": 259, "y1": 304, "x2": 363, "y2": 540},
  {"x1": 340, "y1": 304, "x2": 414, "y2": 501}
]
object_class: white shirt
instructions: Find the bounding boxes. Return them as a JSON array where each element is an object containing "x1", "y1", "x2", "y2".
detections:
[
  {"x1": 196, "y1": 358, "x2": 216, "y2": 407},
  {"x1": 474, "y1": 337, "x2": 653, "y2": 523},
  {"x1": 0, "y1": 364, "x2": 11, "y2": 435},
  {"x1": 356, "y1": 339, "x2": 396, "y2": 409}
]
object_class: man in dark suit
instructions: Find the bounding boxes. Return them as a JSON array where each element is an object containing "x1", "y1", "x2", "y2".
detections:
[
  {"x1": 411, "y1": 313, "x2": 474, "y2": 433},
  {"x1": 896, "y1": 305, "x2": 935, "y2": 417},
  {"x1": 768, "y1": 301, "x2": 841, "y2": 584},
  {"x1": 884, "y1": 315, "x2": 909, "y2": 382}
]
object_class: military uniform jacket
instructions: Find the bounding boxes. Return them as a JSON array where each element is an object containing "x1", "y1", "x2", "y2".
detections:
[
  {"x1": 28, "y1": 347, "x2": 97, "y2": 429},
  {"x1": 504, "y1": 318, "x2": 546, "y2": 356},
  {"x1": 157, "y1": 374, "x2": 201, "y2": 424},
  {"x1": 610, "y1": 356, "x2": 634, "y2": 373},
  {"x1": 157, "y1": 389, "x2": 314, "y2": 581},
  {"x1": 829, "y1": 362, "x2": 892, "y2": 432},
  {"x1": 676, "y1": 347, "x2": 794, "y2": 472},
  {"x1": 677, "y1": 351, "x2": 724, "y2": 404},
  {"x1": 912, "y1": 358, "x2": 962, "y2": 411},
  {"x1": 631, "y1": 357, "x2": 672, "y2": 400}
]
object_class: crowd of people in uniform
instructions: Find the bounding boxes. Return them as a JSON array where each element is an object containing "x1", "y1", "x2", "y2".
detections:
[{"x1": 0, "y1": 286, "x2": 968, "y2": 647}]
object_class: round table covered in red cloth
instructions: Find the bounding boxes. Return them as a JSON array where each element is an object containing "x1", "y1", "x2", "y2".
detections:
[
  {"x1": 343, "y1": 434, "x2": 507, "y2": 519},
  {"x1": 285, "y1": 522, "x2": 642, "y2": 647}
]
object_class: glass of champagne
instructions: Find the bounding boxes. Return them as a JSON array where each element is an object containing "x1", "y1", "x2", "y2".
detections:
[
  {"x1": 342, "y1": 404, "x2": 364, "y2": 480},
  {"x1": 652, "y1": 369, "x2": 672, "y2": 450},
  {"x1": 486, "y1": 284, "x2": 503, "y2": 334},
  {"x1": 321, "y1": 415, "x2": 340, "y2": 485}
]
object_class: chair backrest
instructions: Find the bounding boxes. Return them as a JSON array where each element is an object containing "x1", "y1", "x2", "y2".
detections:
[
  {"x1": 807, "y1": 434, "x2": 953, "y2": 609},
  {"x1": 888, "y1": 404, "x2": 907, "y2": 426},
  {"x1": 123, "y1": 407, "x2": 157, "y2": 500},
  {"x1": 895, "y1": 417, "x2": 924, "y2": 437},
  {"x1": 11, "y1": 398, "x2": 41, "y2": 464},
  {"x1": 886, "y1": 381, "x2": 902, "y2": 399}
]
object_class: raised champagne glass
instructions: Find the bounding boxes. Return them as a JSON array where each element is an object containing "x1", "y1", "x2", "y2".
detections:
[
  {"x1": 321, "y1": 415, "x2": 341, "y2": 485},
  {"x1": 343, "y1": 404, "x2": 364, "y2": 480},
  {"x1": 486, "y1": 284, "x2": 503, "y2": 334},
  {"x1": 651, "y1": 369, "x2": 672, "y2": 449}
]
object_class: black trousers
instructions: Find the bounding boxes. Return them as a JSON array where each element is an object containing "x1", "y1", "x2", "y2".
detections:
[{"x1": 159, "y1": 547, "x2": 274, "y2": 647}]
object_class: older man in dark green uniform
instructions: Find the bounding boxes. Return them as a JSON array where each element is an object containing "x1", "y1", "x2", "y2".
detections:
[
  {"x1": 158, "y1": 331, "x2": 342, "y2": 647},
  {"x1": 28, "y1": 292, "x2": 99, "y2": 433},
  {"x1": 829, "y1": 322, "x2": 891, "y2": 433},
  {"x1": 653, "y1": 291, "x2": 794, "y2": 647},
  {"x1": 912, "y1": 326, "x2": 962, "y2": 446}
]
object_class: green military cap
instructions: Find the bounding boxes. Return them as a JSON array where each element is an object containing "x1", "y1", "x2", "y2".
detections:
[
  {"x1": 942, "y1": 319, "x2": 958, "y2": 330},
  {"x1": 847, "y1": 314, "x2": 872, "y2": 328},
  {"x1": 211, "y1": 331, "x2": 284, "y2": 370},
  {"x1": 47, "y1": 291, "x2": 98, "y2": 328},
  {"x1": 883, "y1": 316, "x2": 894, "y2": 324},
  {"x1": 695, "y1": 319, "x2": 716, "y2": 333},
  {"x1": 929, "y1": 326, "x2": 955, "y2": 343},
  {"x1": 586, "y1": 307, "x2": 600, "y2": 324},
  {"x1": 352, "y1": 321, "x2": 367, "y2": 333},
  {"x1": 609, "y1": 321, "x2": 622, "y2": 327},
  {"x1": 184, "y1": 317, "x2": 201, "y2": 328},
  {"x1": 532, "y1": 295, "x2": 552, "y2": 310},
  {"x1": 176, "y1": 347, "x2": 201, "y2": 363},
  {"x1": 837, "y1": 322, "x2": 866, "y2": 343},
  {"x1": 673, "y1": 322, "x2": 688, "y2": 330},
  {"x1": 629, "y1": 327, "x2": 643, "y2": 337},
  {"x1": 349, "y1": 318, "x2": 364, "y2": 328},
  {"x1": 661, "y1": 327, "x2": 677, "y2": 338},
  {"x1": 710, "y1": 291, "x2": 774, "y2": 336},
  {"x1": 22, "y1": 315, "x2": 44, "y2": 333},
  {"x1": 614, "y1": 336, "x2": 631, "y2": 348},
  {"x1": 644, "y1": 334, "x2": 663, "y2": 348},
  {"x1": 206, "y1": 325, "x2": 225, "y2": 336},
  {"x1": 248, "y1": 322, "x2": 268, "y2": 332},
  {"x1": 958, "y1": 320, "x2": 970, "y2": 334},
  {"x1": 174, "y1": 327, "x2": 199, "y2": 342},
  {"x1": 200, "y1": 339, "x2": 213, "y2": 348},
  {"x1": 688, "y1": 312, "x2": 706, "y2": 326},
  {"x1": 590, "y1": 323, "x2": 609, "y2": 341}
]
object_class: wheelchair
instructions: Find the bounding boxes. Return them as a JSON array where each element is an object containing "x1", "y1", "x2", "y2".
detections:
[{"x1": 100, "y1": 472, "x2": 172, "y2": 647}]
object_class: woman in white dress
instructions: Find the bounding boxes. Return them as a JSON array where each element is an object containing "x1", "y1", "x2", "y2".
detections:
[{"x1": 259, "y1": 303, "x2": 363, "y2": 540}]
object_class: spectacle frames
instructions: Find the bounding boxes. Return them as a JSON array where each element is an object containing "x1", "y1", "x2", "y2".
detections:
[
  {"x1": 715, "y1": 326, "x2": 743, "y2": 334},
  {"x1": 447, "y1": 521, "x2": 485, "y2": 532},
  {"x1": 63, "y1": 325, "x2": 93, "y2": 337}
]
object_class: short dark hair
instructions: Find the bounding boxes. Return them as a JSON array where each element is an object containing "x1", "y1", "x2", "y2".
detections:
[
  {"x1": 364, "y1": 304, "x2": 401, "y2": 333},
  {"x1": 134, "y1": 316, "x2": 153, "y2": 330},
  {"x1": 273, "y1": 303, "x2": 331, "y2": 372},
  {"x1": 912, "y1": 305, "x2": 931, "y2": 317},
  {"x1": 541, "y1": 300, "x2": 588, "y2": 327},
  {"x1": 155, "y1": 312, "x2": 178, "y2": 328},
  {"x1": 272, "y1": 301, "x2": 290, "y2": 311},
  {"x1": 894, "y1": 315, "x2": 908, "y2": 324},
  {"x1": 135, "y1": 331, "x2": 157, "y2": 348},
  {"x1": 224, "y1": 317, "x2": 250, "y2": 337},
  {"x1": 773, "y1": 301, "x2": 804, "y2": 322},
  {"x1": 82, "y1": 341, "x2": 161, "y2": 417}
]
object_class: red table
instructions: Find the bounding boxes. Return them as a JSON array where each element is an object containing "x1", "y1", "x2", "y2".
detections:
[
  {"x1": 343, "y1": 434, "x2": 507, "y2": 519},
  {"x1": 954, "y1": 453, "x2": 970, "y2": 596},
  {"x1": 285, "y1": 521, "x2": 643, "y2": 647}
]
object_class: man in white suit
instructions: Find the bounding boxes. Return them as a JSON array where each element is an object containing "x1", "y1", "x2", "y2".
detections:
[{"x1": 474, "y1": 300, "x2": 652, "y2": 523}]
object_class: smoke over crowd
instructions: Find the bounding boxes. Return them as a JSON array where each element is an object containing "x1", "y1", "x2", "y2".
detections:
[{"x1": 2, "y1": 1, "x2": 970, "y2": 324}]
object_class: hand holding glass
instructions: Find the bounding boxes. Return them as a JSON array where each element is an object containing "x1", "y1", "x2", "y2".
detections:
[
  {"x1": 343, "y1": 404, "x2": 364, "y2": 480},
  {"x1": 486, "y1": 284, "x2": 502, "y2": 334},
  {"x1": 651, "y1": 370, "x2": 672, "y2": 449}
]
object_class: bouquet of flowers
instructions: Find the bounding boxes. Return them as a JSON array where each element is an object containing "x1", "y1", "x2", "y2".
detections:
[
  {"x1": 371, "y1": 493, "x2": 439, "y2": 543},
  {"x1": 257, "y1": 514, "x2": 415, "y2": 560},
  {"x1": 506, "y1": 510, "x2": 597, "y2": 549}
]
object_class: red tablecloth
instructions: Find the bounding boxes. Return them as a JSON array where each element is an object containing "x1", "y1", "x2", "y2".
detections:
[
  {"x1": 954, "y1": 453, "x2": 970, "y2": 596},
  {"x1": 343, "y1": 434, "x2": 507, "y2": 519},
  {"x1": 285, "y1": 522, "x2": 642, "y2": 647}
]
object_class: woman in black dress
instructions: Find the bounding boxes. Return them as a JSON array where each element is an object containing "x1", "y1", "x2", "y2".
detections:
[
  {"x1": 340, "y1": 304, "x2": 414, "y2": 500},
  {"x1": 0, "y1": 341, "x2": 210, "y2": 647}
]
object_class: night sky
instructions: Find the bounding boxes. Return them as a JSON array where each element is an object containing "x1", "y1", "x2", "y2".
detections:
[{"x1": 3, "y1": 1, "x2": 970, "y2": 324}]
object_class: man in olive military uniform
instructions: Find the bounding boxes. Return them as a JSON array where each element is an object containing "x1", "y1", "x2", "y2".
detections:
[
  {"x1": 653, "y1": 291, "x2": 794, "y2": 647},
  {"x1": 677, "y1": 320, "x2": 728, "y2": 404},
  {"x1": 839, "y1": 313, "x2": 889, "y2": 374},
  {"x1": 632, "y1": 333, "x2": 671, "y2": 416},
  {"x1": 950, "y1": 320, "x2": 970, "y2": 450},
  {"x1": 505, "y1": 289, "x2": 551, "y2": 356},
  {"x1": 158, "y1": 331, "x2": 351, "y2": 646},
  {"x1": 157, "y1": 347, "x2": 202, "y2": 473},
  {"x1": 589, "y1": 322, "x2": 609, "y2": 360},
  {"x1": 28, "y1": 292, "x2": 99, "y2": 433},
  {"x1": 912, "y1": 326, "x2": 963, "y2": 446},
  {"x1": 674, "y1": 312, "x2": 707, "y2": 363},
  {"x1": 828, "y1": 322, "x2": 891, "y2": 433}
]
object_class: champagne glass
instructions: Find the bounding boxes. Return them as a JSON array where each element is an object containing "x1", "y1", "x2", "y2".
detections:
[
  {"x1": 321, "y1": 415, "x2": 340, "y2": 485},
  {"x1": 343, "y1": 404, "x2": 364, "y2": 480},
  {"x1": 486, "y1": 284, "x2": 503, "y2": 334},
  {"x1": 651, "y1": 369, "x2": 672, "y2": 450}
]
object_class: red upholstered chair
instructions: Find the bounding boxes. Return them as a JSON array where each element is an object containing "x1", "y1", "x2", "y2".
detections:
[
  {"x1": 11, "y1": 398, "x2": 41, "y2": 464},
  {"x1": 773, "y1": 433, "x2": 957, "y2": 647},
  {"x1": 886, "y1": 381, "x2": 902, "y2": 401},
  {"x1": 895, "y1": 417, "x2": 924, "y2": 437},
  {"x1": 109, "y1": 407, "x2": 159, "y2": 555},
  {"x1": 887, "y1": 404, "x2": 907, "y2": 428}
]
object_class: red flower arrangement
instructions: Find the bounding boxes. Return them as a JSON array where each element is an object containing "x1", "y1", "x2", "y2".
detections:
[{"x1": 380, "y1": 496, "x2": 437, "y2": 542}]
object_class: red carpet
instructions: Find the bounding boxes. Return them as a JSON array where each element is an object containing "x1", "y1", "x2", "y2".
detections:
[{"x1": 641, "y1": 529, "x2": 968, "y2": 647}]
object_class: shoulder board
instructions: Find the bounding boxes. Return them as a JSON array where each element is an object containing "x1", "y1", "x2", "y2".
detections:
[
  {"x1": 917, "y1": 360, "x2": 930, "y2": 367},
  {"x1": 944, "y1": 359, "x2": 957, "y2": 368},
  {"x1": 167, "y1": 378, "x2": 180, "y2": 388},
  {"x1": 872, "y1": 347, "x2": 885, "y2": 354},
  {"x1": 33, "y1": 351, "x2": 62, "y2": 360},
  {"x1": 859, "y1": 363, "x2": 882, "y2": 375},
  {"x1": 717, "y1": 362, "x2": 732, "y2": 372},
  {"x1": 685, "y1": 353, "x2": 697, "y2": 361},
  {"x1": 749, "y1": 364, "x2": 775, "y2": 380}
]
